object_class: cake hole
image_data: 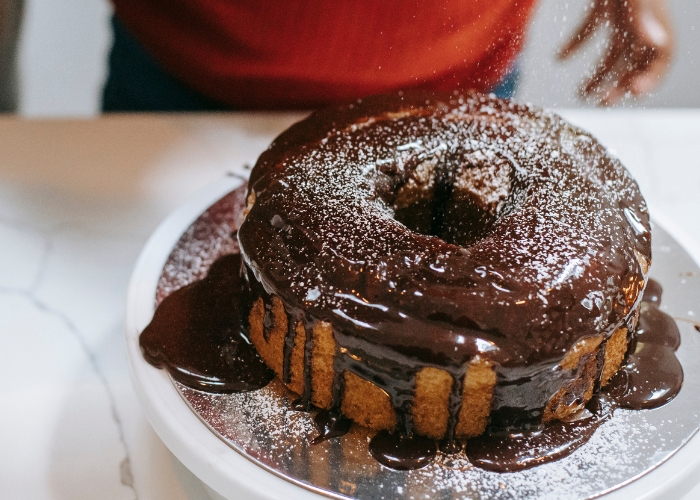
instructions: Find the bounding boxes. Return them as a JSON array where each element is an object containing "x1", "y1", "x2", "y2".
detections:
[{"x1": 392, "y1": 149, "x2": 513, "y2": 247}]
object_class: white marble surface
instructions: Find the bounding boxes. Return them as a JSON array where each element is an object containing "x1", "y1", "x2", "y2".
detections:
[{"x1": 0, "y1": 110, "x2": 698, "y2": 500}]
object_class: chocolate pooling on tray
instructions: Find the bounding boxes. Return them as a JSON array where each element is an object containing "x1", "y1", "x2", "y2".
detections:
[
  {"x1": 312, "y1": 408, "x2": 352, "y2": 444},
  {"x1": 140, "y1": 185, "x2": 274, "y2": 393},
  {"x1": 140, "y1": 253, "x2": 274, "y2": 393},
  {"x1": 369, "y1": 431, "x2": 437, "y2": 471}
]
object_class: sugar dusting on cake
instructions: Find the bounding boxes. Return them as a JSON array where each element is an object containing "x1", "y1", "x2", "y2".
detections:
[{"x1": 239, "y1": 91, "x2": 651, "y2": 367}]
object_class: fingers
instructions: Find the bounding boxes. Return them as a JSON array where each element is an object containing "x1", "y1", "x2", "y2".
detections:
[
  {"x1": 630, "y1": 71, "x2": 663, "y2": 95},
  {"x1": 559, "y1": 0, "x2": 674, "y2": 105},
  {"x1": 586, "y1": 55, "x2": 643, "y2": 106},
  {"x1": 620, "y1": 46, "x2": 660, "y2": 92},
  {"x1": 579, "y1": 31, "x2": 627, "y2": 98},
  {"x1": 599, "y1": 50, "x2": 669, "y2": 105},
  {"x1": 574, "y1": 0, "x2": 674, "y2": 106},
  {"x1": 558, "y1": 1, "x2": 604, "y2": 60}
]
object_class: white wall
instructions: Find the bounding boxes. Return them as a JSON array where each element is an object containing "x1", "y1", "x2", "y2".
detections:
[
  {"x1": 14, "y1": 0, "x2": 700, "y2": 116},
  {"x1": 17, "y1": 0, "x2": 111, "y2": 116},
  {"x1": 518, "y1": 0, "x2": 700, "y2": 108}
]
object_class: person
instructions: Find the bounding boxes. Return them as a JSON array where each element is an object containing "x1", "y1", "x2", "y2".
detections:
[
  {"x1": 102, "y1": 0, "x2": 674, "y2": 112},
  {"x1": 558, "y1": 0, "x2": 674, "y2": 105},
  {"x1": 0, "y1": 0, "x2": 22, "y2": 112}
]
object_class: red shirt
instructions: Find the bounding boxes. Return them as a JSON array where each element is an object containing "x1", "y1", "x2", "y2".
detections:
[{"x1": 112, "y1": 0, "x2": 538, "y2": 109}]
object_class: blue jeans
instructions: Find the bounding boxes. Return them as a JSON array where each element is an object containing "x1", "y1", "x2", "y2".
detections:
[
  {"x1": 102, "y1": 16, "x2": 519, "y2": 112},
  {"x1": 491, "y1": 64, "x2": 520, "y2": 101}
]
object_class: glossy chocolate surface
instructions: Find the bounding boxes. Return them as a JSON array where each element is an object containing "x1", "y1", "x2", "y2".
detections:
[
  {"x1": 140, "y1": 186, "x2": 274, "y2": 393},
  {"x1": 312, "y1": 409, "x2": 352, "y2": 444},
  {"x1": 368, "y1": 431, "x2": 437, "y2": 470},
  {"x1": 466, "y1": 404, "x2": 611, "y2": 472},
  {"x1": 642, "y1": 277, "x2": 663, "y2": 305},
  {"x1": 240, "y1": 91, "x2": 651, "y2": 371},
  {"x1": 140, "y1": 253, "x2": 274, "y2": 392},
  {"x1": 617, "y1": 282, "x2": 683, "y2": 410}
]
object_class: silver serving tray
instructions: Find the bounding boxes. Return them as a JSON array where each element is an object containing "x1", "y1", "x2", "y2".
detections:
[{"x1": 162, "y1": 193, "x2": 700, "y2": 500}]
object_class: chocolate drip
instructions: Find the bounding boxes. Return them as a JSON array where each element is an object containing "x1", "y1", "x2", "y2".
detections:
[
  {"x1": 306, "y1": 357, "x2": 351, "y2": 440},
  {"x1": 281, "y1": 310, "x2": 299, "y2": 384},
  {"x1": 140, "y1": 254, "x2": 274, "y2": 393},
  {"x1": 643, "y1": 278, "x2": 663, "y2": 305},
  {"x1": 312, "y1": 409, "x2": 352, "y2": 444},
  {"x1": 396, "y1": 399, "x2": 415, "y2": 437},
  {"x1": 329, "y1": 358, "x2": 346, "y2": 410},
  {"x1": 369, "y1": 431, "x2": 437, "y2": 470},
  {"x1": 301, "y1": 325, "x2": 314, "y2": 410},
  {"x1": 591, "y1": 339, "x2": 609, "y2": 395},
  {"x1": 331, "y1": 343, "x2": 419, "y2": 437},
  {"x1": 292, "y1": 320, "x2": 316, "y2": 410},
  {"x1": 440, "y1": 371, "x2": 467, "y2": 454},
  {"x1": 464, "y1": 279, "x2": 684, "y2": 472},
  {"x1": 612, "y1": 277, "x2": 682, "y2": 409},
  {"x1": 262, "y1": 300, "x2": 274, "y2": 342},
  {"x1": 615, "y1": 302, "x2": 683, "y2": 410}
]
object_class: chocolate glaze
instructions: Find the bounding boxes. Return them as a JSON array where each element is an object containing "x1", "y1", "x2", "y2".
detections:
[
  {"x1": 140, "y1": 254, "x2": 274, "y2": 392},
  {"x1": 643, "y1": 278, "x2": 662, "y2": 305},
  {"x1": 369, "y1": 431, "x2": 437, "y2": 470},
  {"x1": 312, "y1": 409, "x2": 352, "y2": 444},
  {"x1": 240, "y1": 91, "x2": 650, "y2": 369}
]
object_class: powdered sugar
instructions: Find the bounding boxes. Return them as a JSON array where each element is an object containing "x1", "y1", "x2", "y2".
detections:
[{"x1": 239, "y1": 92, "x2": 651, "y2": 367}]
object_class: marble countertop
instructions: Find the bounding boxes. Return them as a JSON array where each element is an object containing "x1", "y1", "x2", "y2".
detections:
[{"x1": 1, "y1": 110, "x2": 699, "y2": 500}]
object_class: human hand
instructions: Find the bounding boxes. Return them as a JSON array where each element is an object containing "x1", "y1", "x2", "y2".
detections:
[{"x1": 558, "y1": 0, "x2": 674, "y2": 105}]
